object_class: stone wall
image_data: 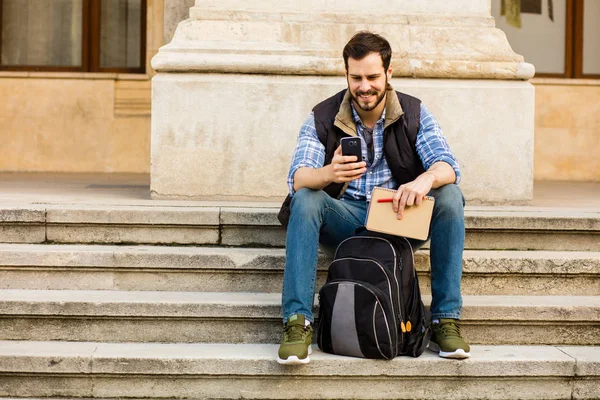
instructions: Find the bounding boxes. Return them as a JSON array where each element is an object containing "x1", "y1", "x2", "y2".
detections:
[
  {"x1": 0, "y1": 0, "x2": 164, "y2": 173},
  {"x1": 533, "y1": 80, "x2": 600, "y2": 181}
]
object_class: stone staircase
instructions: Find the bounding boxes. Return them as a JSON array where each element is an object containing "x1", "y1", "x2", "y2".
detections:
[{"x1": 0, "y1": 203, "x2": 598, "y2": 399}]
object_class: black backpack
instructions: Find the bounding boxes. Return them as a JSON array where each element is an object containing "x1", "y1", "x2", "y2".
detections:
[{"x1": 316, "y1": 230, "x2": 431, "y2": 359}]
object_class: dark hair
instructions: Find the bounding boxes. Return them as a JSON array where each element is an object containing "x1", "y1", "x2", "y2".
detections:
[{"x1": 343, "y1": 31, "x2": 392, "y2": 71}]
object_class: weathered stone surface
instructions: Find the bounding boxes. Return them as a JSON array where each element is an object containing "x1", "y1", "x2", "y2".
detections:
[
  {"x1": 0, "y1": 245, "x2": 597, "y2": 295},
  {"x1": 221, "y1": 226, "x2": 286, "y2": 247},
  {"x1": 559, "y1": 347, "x2": 600, "y2": 376},
  {"x1": 0, "y1": 341, "x2": 96, "y2": 373},
  {"x1": 153, "y1": 1, "x2": 533, "y2": 80},
  {"x1": 0, "y1": 341, "x2": 591, "y2": 399},
  {"x1": 0, "y1": 291, "x2": 597, "y2": 345},
  {"x1": 465, "y1": 231, "x2": 600, "y2": 251},
  {"x1": 189, "y1": 0, "x2": 491, "y2": 16},
  {"x1": 0, "y1": 207, "x2": 45, "y2": 223},
  {"x1": 151, "y1": 75, "x2": 534, "y2": 203},
  {"x1": 0, "y1": 376, "x2": 93, "y2": 398},
  {"x1": 92, "y1": 376, "x2": 574, "y2": 399},
  {"x1": 0, "y1": 225, "x2": 45, "y2": 244},
  {"x1": 90, "y1": 343, "x2": 573, "y2": 376},
  {"x1": 220, "y1": 207, "x2": 281, "y2": 226},
  {"x1": 465, "y1": 210, "x2": 600, "y2": 230},
  {"x1": 46, "y1": 225, "x2": 219, "y2": 245},
  {"x1": 46, "y1": 206, "x2": 220, "y2": 225}
]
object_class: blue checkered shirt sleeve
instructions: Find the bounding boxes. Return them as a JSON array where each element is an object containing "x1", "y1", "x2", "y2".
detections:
[
  {"x1": 287, "y1": 112, "x2": 325, "y2": 195},
  {"x1": 416, "y1": 104, "x2": 461, "y2": 184}
]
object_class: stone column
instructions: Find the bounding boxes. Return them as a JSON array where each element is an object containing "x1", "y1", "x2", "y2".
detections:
[{"x1": 151, "y1": 0, "x2": 535, "y2": 203}]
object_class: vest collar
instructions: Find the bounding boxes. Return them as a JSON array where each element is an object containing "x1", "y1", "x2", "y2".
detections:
[{"x1": 333, "y1": 84, "x2": 404, "y2": 136}]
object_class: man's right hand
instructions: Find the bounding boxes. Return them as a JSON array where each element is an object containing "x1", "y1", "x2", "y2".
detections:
[{"x1": 326, "y1": 145, "x2": 367, "y2": 183}]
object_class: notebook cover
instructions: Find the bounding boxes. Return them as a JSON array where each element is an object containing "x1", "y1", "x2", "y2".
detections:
[{"x1": 366, "y1": 187, "x2": 435, "y2": 241}]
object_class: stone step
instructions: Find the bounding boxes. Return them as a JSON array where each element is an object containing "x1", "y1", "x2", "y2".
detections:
[
  {"x1": 0, "y1": 290, "x2": 598, "y2": 345},
  {"x1": 0, "y1": 244, "x2": 598, "y2": 295},
  {"x1": 0, "y1": 340, "x2": 596, "y2": 399},
  {"x1": 1, "y1": 204, "x2": 599, "y2": 250}
]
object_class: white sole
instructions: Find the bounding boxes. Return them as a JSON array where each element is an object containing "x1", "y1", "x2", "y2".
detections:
[
  {"x1": 428, "y1": 342, "x2": 471, "y2": 359},
  {"x1": 277, "y1": 345, "x2": 312, "y2": 365}
]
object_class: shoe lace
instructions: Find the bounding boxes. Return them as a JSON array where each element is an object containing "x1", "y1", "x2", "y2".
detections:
[
  {"x1": 439, "y1": 322, "x2": 461, "y2": 338},
  {"x1": 285, "y1": 323, "x2": 308, "y2": 341}
]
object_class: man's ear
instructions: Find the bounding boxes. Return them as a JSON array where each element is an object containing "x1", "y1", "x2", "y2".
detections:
[{"x1": 387, "y1": 66, "x2": 393, "y2": 81}]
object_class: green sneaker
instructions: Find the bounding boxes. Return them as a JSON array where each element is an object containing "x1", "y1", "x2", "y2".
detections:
[
  {"x1": 429, "y1": 319, "x2": 471, "y2": 359},
  {"x1": 277, "y1": 314, "x2": 313, "y2": 365}
]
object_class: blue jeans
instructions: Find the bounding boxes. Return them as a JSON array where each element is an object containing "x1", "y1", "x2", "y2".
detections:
[{"x1": 281, "y1": 184, "x2": 465, "y2": 324}]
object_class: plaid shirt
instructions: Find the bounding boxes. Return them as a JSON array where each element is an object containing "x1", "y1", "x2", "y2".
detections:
[{"x1": 287, "y1": 103, "x2": 460, "y2": 202}]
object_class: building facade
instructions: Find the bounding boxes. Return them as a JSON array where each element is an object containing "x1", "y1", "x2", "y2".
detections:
[{"x1": 0, "y1": 0, "x2": 598, "y2": 182}]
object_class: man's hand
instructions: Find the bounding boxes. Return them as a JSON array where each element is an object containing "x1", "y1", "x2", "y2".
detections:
[
  {"x1": 392, "y1": 172, "x2": 435, "y2": 219},
  {"x1": 326, "y1": 145, "x2": 367, "y2": 184}
]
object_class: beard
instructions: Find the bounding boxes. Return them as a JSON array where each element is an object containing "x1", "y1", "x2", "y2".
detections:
[{"x1": 349, "y1": 78, "x2": 387, "y2": 112}]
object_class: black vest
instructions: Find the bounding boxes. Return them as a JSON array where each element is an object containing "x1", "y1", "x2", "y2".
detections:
[{"x1": 278, "y1": 89, "x2": 425, "y2": 228}]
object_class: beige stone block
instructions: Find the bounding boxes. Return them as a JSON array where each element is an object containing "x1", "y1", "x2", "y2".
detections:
[
  {"x1": 151, "y1": 74, "x2": 340, "y2": 200},
  {"x1": 151, "y1": 74, "x2": 534, "y2": 203},
  {"x1": 221, "y1": 227, "x2": 286, "y2": 247},
  {"x1": 0, "y1": 376, "x2": 93, "y2": 397},
  {"x1": 46, "y1": 225, "x2": 219, "y2": 245},
  {"x1": 190, "y1": 0, "x2": 490, "y2": 16},
  {"x1": 533, "y1": 84, "x2": 600, "y2": 181},
  {"x1": 91, "y1": 376, "x2": 574, "y2": 399},
  {"x1": 0, "y1": 207, "x2": 45, "y2": 223},
  {"x1": 558, "y1": 347, "x2": 600, "y2": 376},
  {"x1": 46, "y1": 116, "x2": 112, "y2": 172},
  {"x1": 465, "y1": 231, "x2": 600, "y2": 251},
  {"x1": 0, "y1": 72, "x2": 28, "y2": 77},
  {"x1": 0, "y1": 79, "x2": 114, "y2": 120},
  {"x1": 0, "y1": 116, "x2": 63, "y2": 171},
  {"x1": 151, "y1": 74, "x2": 533, "y2": 201},
  {"x1": 0, "y1": 317, "x2": 278, "y2": 344},
  {"x1": 0, "y1": 225, "x2": 45, "y2": 243},
  {"x1": 156, "y1": 0, "x2": 533, "y2": 79},
  {"x1": 0, "y1": 341, "x2": 96, "y2": 373},
  {"x1": 107, "y1": 117, "x2": 151, "y2": 173},
  {"x1": 46, "y1": 205, "x2": 219, "y2": 224},
  {"x1": 0, "y1": 78, "x2": 150, "y2": 174},
  {"x1": 572, "y1": 380, "x2": 600, "y2": 400},
  {"x1": 90, "y1": 343, "x2": 574, "y2": 376},
  {"x1": 535, "y1": 86, "x2": 575, "y2": 129},
  {"x1": 535, "y1": 127, "x2": 600, "y2": 181}
]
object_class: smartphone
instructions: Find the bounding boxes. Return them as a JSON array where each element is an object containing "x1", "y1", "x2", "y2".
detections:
[{"x1": 340, "y1": 137, "x2": 365, "y2": 162}]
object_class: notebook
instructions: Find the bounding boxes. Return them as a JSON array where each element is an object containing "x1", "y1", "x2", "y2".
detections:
[{"x1": 366, "y1": 187, "x2": 435, "y2": 241}]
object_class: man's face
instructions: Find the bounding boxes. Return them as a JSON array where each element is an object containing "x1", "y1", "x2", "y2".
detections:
[{"x1": 346, "y1": 52, "x2": 392, "y2": 112}]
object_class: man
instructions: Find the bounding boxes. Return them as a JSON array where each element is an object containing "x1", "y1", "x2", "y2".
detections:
[{"x1": 277, "y1": 31, "x2": 469, "y2": 365}]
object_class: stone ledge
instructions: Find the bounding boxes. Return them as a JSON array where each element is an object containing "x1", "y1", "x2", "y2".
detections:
[
  {"x1": 0, "y1": 341, "x2": 577, "y2": 377},
  {"x1": 559, "y1": 347, "x2": 600, "y2": 376},
  {"x1": 0, "y1": 207, "x2": 45, "y2": 223},
  {"x1": 46, "y1": 206, "x2": 220, "y2": 225},
  {"x1": 0, "y1": 245, "x2": 598, "y2": 275},
  {"x1": 0, "y1": 290, "x2": 597, "y2": 323},
  {"x1": 0, "y1": 72, "x2": 150, "y2": 81}
]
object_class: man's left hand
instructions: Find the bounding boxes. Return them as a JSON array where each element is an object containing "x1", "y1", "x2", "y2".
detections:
[{"x1": 392, "y1": 173, "x2": 435, "y2": 219}]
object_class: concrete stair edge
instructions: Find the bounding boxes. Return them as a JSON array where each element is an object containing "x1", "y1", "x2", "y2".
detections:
[
  {"x1": 1, "y1": 204, "x2": 600, "y2": 230},
  {"x1": 0, "y1": 341, "x2": 594, "y2": 376},
  {"x1": 0, "y1": 342, "x2": 596, "y2": 399},
  {"x1": 0, "y1": 290, "x2": 598, "y2": 322},
  {"x1": 0, "y1": 244, "x2": 598, "y2": 274}
]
